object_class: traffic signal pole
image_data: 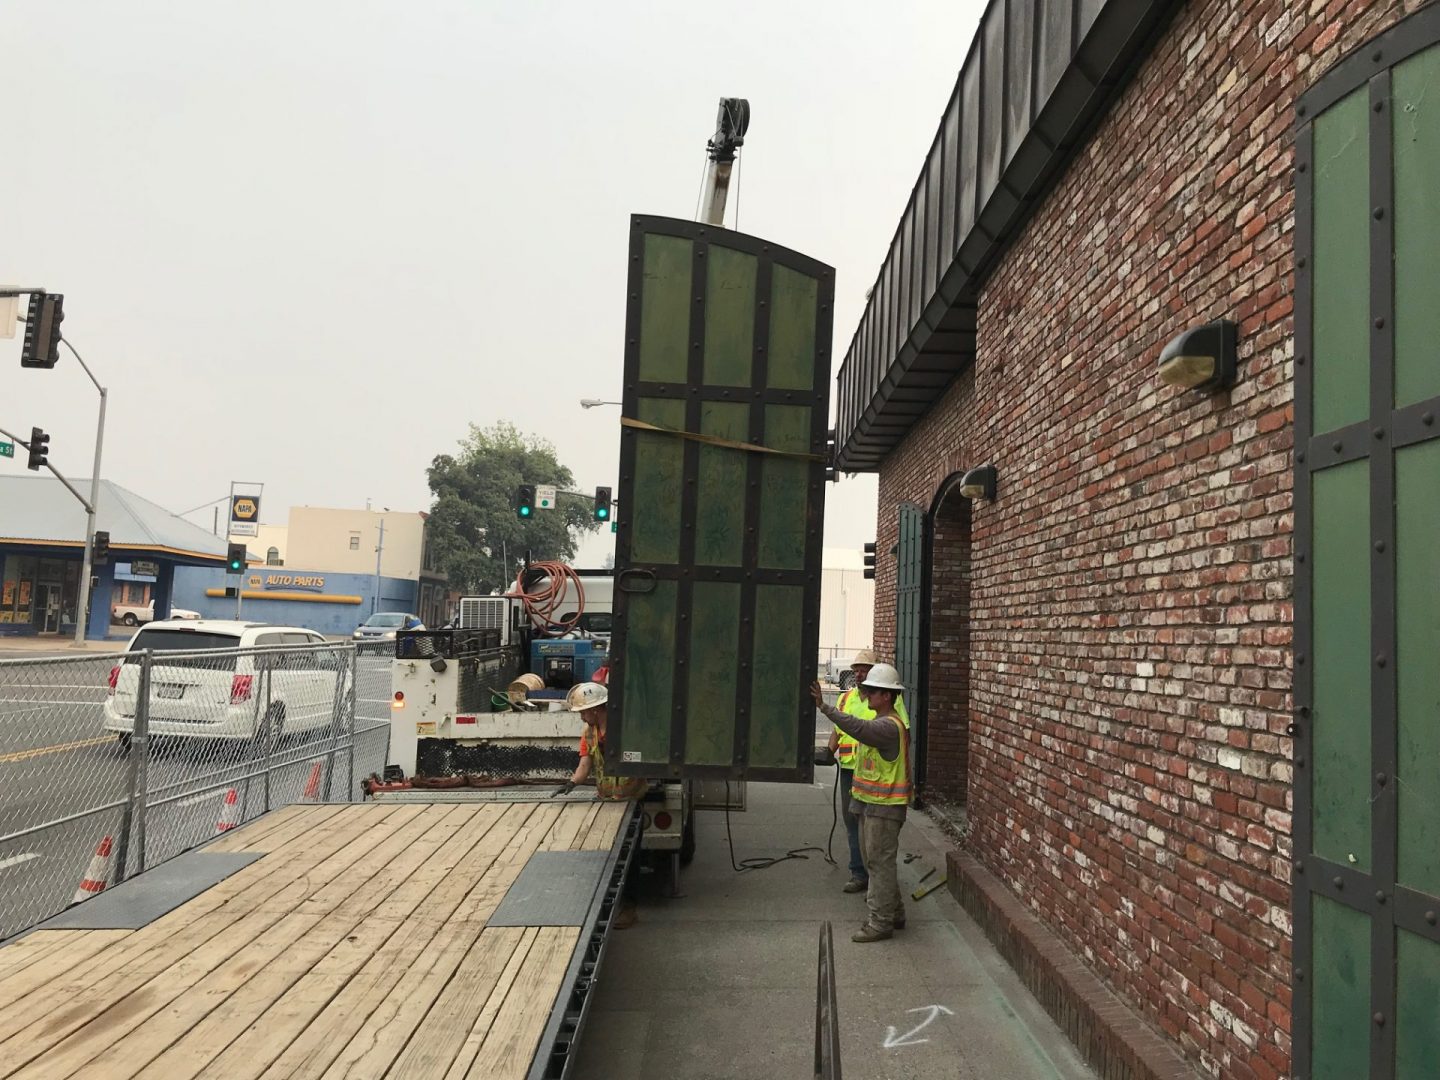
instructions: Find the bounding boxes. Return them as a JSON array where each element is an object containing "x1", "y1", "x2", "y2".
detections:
[{"x1": 62, "y1": 338, "x2": 107, "y2": 648}]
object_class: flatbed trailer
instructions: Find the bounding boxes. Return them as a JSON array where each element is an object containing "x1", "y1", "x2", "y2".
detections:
[{"x1": 0, "y1": 798, "x2": 637, "y2": 1080}]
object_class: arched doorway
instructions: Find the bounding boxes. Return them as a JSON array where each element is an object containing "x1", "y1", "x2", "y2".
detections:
[{"x1": 921, "y1": 474, "x2": 973, "y2": 806}]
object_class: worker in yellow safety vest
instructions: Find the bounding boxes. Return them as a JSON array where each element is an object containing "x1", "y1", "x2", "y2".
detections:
[
  {"x1": 811, "y1": 663, "x2": 910, "y2": 942},
  {"x1": 827, "y1": 649, "x2": 909, "y2": 893}
]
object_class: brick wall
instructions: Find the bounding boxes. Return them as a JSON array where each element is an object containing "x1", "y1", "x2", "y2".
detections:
[
  {"x1": 925, "y1": 492, "x2": 971, "y2": 802},
  {"x1": 869, "y1": 0, "x2": 1425, "y2": 1076}
]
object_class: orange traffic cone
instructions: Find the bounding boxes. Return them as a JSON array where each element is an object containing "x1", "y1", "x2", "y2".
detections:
[
  {"x1": 216, "y1": 788, "x2": 243, "y2": 832},
  {"x1": 72, "y1": 836, "x2": 113, "y2": 904},
  {"x1": 301, "y1": 761, "x2": 323, "y2": 802}
]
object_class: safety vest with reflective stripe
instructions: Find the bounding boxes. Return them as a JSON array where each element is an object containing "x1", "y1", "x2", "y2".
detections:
[
  {"x1": 850, "y1": 713, "x2": 911, "y2": 806},
  {"x1": 835, "y1": 690, "x2": 909, "y2": 770}
]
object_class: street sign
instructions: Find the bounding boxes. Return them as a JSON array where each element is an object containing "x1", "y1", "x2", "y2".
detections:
[
  {"x1": 535, "y1": 484, "x2": 557, "y2": 510},
  {"x1": 130, "y1": 559, "x2": 159, "y2": 577},
  {"x1": 0, "y1": 441, "x2": 12, "y2": 458},
  {"x1": 229, "y1": 493, "x2": 260, "y2": 537}
]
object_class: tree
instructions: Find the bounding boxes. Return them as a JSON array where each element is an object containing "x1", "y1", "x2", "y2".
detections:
[{"x1": 427, "y1": 422, "x2": 600, "y2": 595}]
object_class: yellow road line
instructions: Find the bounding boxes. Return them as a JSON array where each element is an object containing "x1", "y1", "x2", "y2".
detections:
[{"x1": 0, "y1": 735, "x2": 113, "y2": 764}]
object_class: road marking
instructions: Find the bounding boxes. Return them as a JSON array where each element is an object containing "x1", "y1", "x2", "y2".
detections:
[
  {"x1": 0, "y1": 735, "x2": 113, "y2": 764},
  {"x1": 0, "y1": 852, "x2": 41, "y2": 870},
  {"x1": 883, "y1": 1005, "x2": 954, "y2": 1049}
]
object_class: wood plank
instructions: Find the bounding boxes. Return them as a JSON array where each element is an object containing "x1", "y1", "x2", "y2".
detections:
[
  {"x1": 207, "y1": 804, "x2": 340, "y2": 853},
  {"x1": 183, "y1": 804, "x2": 514, "y2": 1080},
  {"x1": 46, "y1": 806, "x2": 466, "y2": 1080},
  {"x1": 582, "y1": 801, "x2": 628, "y2": 850},
  {"x1": 0, "y1": 931, "x2": 132, "y2": 1013},
  {"x1": 0, "y1": 803, "x2": 411, "y2": 1046},
  {"x1": 457, "y1": 926, "x2": 580, "y2": 1079},
  {"x1": 539, "y1": 802, "x2": 593, "y2": 853},
  {"x1": 215, "y1": 803, "x2": 525, "y2": 1080},
  {"x1": 0, "y1": 805, "x2": 433, "y2": 1074},
  {"x1": 314, "y1": 803, "x2": 567, "y2": 1080},
  {"x1": 0, "y1": 930, "x2": 105, "y2": 982},
  {"x1": 568, "y1": 803, "x2": 601, "y2": 851},
  {"x1": 385, "y1": 927, "x2": 538, "y2": 1080}
]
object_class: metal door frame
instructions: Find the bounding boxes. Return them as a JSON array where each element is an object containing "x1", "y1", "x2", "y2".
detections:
[
  {"x1": 894, "y1": 501, "x2": 926, "y2": 787},
  {"x1": 1294, "y1": 8, "x2": 1440, "y2": 1076}
]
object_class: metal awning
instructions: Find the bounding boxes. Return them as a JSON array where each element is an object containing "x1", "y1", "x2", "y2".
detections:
[{"x1": 834, "y1": 0, "x2": 1183, "y2": 470}]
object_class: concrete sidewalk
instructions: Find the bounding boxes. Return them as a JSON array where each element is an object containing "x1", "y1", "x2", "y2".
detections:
[
  {"x1": 573, "y1": 771, "x2": 1095, "y2": 1080},
  {"x1": 0, "y1": 636, "x2": 127, "y2": 659}
]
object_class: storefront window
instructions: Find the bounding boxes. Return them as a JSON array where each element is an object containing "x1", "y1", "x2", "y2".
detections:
[{"x1": 0, "y1": 556, "x2": 38, "y2": 627}]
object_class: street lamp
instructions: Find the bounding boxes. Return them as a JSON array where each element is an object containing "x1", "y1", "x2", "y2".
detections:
[
  {"x1": 3, "y1": 288, "x2": 107, "y2": 647},
  {"x1": 579, "y1": 399, "x2": 622, "y2": 409}
]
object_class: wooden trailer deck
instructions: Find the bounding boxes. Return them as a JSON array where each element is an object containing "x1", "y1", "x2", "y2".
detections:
[{"x1": 0, "y1": 800, "x2": 635, "y2": 1080}]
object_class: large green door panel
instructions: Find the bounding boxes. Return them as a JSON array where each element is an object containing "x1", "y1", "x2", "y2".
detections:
[
  {"x1": 608, "y1": 215, "x2": 833, "y2": 782},
  {"x1": 1296, "y1": 16, "x2": 1440, "y2": 1078}
]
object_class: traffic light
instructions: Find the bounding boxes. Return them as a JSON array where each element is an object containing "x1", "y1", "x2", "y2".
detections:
[
  {"x1": 226, "y1": 542, "x2": 246, "y2": 574},
  {"x1": 26, "y1": 427, "x2": 49, "y2": 471},
  {"x1": 863, "y1": 542, "x2": 877, "y2": 580},
  {"x1": 594, "y1": 486, "x2": 612, "y2": 522},
  {"x1": 91, "y1": 530, "x2": 110, "y2": 567},
  {"x1": 20, "y1": 293, "x2": 63, "y2": 369},
  {"x1": 515, "y1": 484, "x2": 535, "y2": 519}
]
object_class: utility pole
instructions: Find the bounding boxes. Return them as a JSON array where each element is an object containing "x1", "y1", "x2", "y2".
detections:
[{"x1": 373, "y1": 517, "x2": 386, "y2": 615}]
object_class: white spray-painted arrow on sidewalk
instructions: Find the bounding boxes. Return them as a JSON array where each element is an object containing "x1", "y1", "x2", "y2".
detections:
[{"x1": 882, "y1": 1004, "x2": 955, "y2": 1048}]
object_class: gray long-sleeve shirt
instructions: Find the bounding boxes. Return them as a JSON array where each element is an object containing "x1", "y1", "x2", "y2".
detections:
[{"x1": 818, "y1": 699, "x2": 908, "y2": 821}]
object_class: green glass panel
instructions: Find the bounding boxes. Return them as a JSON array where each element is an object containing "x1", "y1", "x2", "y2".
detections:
[
  {"x1": 703, "y1": 246, "x2": 756, "y2": 387},
  {"x1": 685, "y1": 582, "x2": 741, "y2": 765},
  {"x1": 1396, "y1": 440, "x2": 1440, "y2": 893},
  {"x1": 631, "y1": 398, "x2": 686, "y2": 565},
  {"x1": 1312, "y1": 88, "x2": 1371, "y2": 434},
  {"x1": 1311, "y1": 896, "x2": 1371, "y2": 1080},
  {"x1": 694, "y1": 402, "x2": 748, "y2": 567},
  {"x1": 639, "y1": 234, "x2": 692, "y2": 383},
  {"x1": 768, "y1": 264, "x2": 818, "y2": 391},
  {"x1": 750, "y1": 585, "x2": 804, "y2": 768},
  {"x1": 1394, "y1": 46, "x2": 1440, "y2": 408},
  {"x1": 1397, "y1": 929, "x2": 1440, "y2": 1079},
  {"x1": 757, "y1": 405, "x2": 812, "y2": 571},
  {"x1": 1312, "y1": 461, "x2": 1371, "y2": 869},
  {"x1": 619, "y1": 579, "x2": 676, "y2": 764}
]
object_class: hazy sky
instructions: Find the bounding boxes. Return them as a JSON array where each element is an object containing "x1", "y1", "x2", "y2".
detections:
[{"x1": 2, "y1": 1, "x2": 982, "y2": 565}]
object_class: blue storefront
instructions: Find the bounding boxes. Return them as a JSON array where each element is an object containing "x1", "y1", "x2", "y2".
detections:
[{"x1": 172, "y1": 565, "x2": 422, "y2": 636}]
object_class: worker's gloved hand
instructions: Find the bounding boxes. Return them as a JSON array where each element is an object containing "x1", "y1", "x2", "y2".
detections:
[{"x1": 551, "y1": 780, "x2": 577, "y2": 799}]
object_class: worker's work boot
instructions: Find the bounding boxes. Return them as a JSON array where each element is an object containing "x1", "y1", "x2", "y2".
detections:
[
  {"x1": 851, "y1": 922, "x2": 893, "y2": 943},
  {"x1": 842, "y1": 877, "x2": 868, "y2": 894},
  {"x1": 893, "y1": 915, "x2": 906, "y2": 930}
]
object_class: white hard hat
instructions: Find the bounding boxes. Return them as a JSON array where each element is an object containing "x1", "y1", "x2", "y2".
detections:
[
  {"x1": 860, "y1": 663, "x2": 905, "y2": 692},
  {"x1": 565, "y1": 682, "x2": 609, "y2": 711},
  {"x1": 850, "y1": 648, "x2": 880, "y2": 668}
]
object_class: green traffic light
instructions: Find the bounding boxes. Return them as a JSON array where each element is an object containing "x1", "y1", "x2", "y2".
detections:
[
  {"x1": 596, "y1": 507, "x2": 608, "y2": 520},
  {"x1": 520, "y1": 506, "x2": 531, "y2": 517}
]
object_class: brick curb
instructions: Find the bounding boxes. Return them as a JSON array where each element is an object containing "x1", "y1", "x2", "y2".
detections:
[{"x1": 947, "y1": 849, "x2": 1201, "y2": 1080}]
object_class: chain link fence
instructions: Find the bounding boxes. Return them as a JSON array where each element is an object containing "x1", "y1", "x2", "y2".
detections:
[{"x1": 0, "y1": 639, "x2": 395, "y2": 940}]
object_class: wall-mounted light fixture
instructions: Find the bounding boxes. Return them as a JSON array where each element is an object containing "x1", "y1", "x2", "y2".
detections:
[
  {"x1": 959, "y1": 465, "x2": 997, "y2": 501},
  {"x1": 1158, "y1": 319, "x2": 1237, "y2": 392}
]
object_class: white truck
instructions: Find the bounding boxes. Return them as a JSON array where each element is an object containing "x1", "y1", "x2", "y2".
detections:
[
  {"x1": 111, "y1": 599, "x2": 200, "y2": 626},
  {"x1": 368, "y1": 574, "x2": 723, "y2": 891}
]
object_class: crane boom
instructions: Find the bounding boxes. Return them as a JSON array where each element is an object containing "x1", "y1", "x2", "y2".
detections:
[{"x1": 699, "y1": 97, "x2": 750, "y2": 227}]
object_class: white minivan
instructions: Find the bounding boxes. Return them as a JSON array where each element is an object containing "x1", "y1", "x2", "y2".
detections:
[{"x1": 103, "y1": 620, "x2": 348, "y2": 746}]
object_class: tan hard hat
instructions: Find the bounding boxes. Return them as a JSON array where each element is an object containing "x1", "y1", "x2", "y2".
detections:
[
  {"x1": 860, "y1": 663, "x2": 905, "y2": 691},
  {"x1": 565, "y1": 682, "x2": 609, "y2": 711},
  {"x1": 851, "y1": 648, "x2": 880, "y2": 668}
]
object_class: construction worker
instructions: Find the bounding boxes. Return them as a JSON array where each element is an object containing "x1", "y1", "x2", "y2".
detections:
[
  {"x1": 810, "y1": 663, "x2": 910, "y2": 942},
  {"x1": 554, "y1": 680, "x2": 646, "y2": 928},
  {"x1": 827, "y1": 649, "x2": 910, "y2": 894},
  {"x1": 553, "y1": 681, "x2": 648, "y2": 801}
]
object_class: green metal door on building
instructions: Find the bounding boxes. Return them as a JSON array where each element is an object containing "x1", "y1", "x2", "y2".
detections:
[
  {"x1": 607, "y1": 215, "x2": 834, "y2": 782},
  {"x1": 894, "y1": 502, "x2": 925, "y2": 758},
  {"x1": 1295, "y1": 10, "x2": 1440, "y2": 1077}
]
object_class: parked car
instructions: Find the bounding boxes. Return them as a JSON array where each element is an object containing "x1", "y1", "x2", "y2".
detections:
[
  {"x1": 102, "y1": 620, "x2": 347, "y2": 746},
  {"x1": 111, "y1": 599, "x2": 201, "y2": 626},
  {"x1": 352, "y1": 612, "x2": 420, "y2": 641}
]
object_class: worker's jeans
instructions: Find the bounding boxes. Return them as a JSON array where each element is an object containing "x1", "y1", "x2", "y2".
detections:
[
  {"x1": 839, "y1": 769, "x2": 866, "y2": 883},
  {"x1": 858, "y1": 812, "x2": 904, "y2": 931}
]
